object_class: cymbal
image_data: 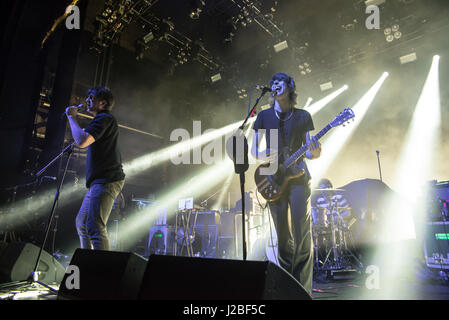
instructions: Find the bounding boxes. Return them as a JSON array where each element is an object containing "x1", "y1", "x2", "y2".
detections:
[{"x1": 314, "y1": 188, "x2": 346, "y2": 192}]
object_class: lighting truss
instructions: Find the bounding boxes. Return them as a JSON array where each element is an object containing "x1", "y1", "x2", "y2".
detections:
[
  {"x1": 93, "y1": 0, "x2": 221, "y2": 71},
  {"x1": 93, "y1": 0, "x2": 160, "y2": 49},
  {"x1": 230, "y1": 0, "x2": 284, "y2": 38}
]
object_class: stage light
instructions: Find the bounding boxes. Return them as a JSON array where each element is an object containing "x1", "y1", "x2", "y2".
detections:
[
  {"x1": 299, "y1": 62, "x2": 312, "y2": 75},
  {"x1": 143, "y1": 32, "x2": 154, "y2": 44},
  {"x1": 365, "y1": 0, "x2": 386, "y2": 6},
  {"x1": 320, "y1": 81, "x2": 333, "y2": 91},
  {"x1": 211, "y1": 73, "x2": 222, "y2": 83},
  {"x1": 273, "y1": 41, "x2": 288, "y2": 53},
  {"x1": 189, "y1": 8, "x2": 202, "y2": 20},
  {"x1": 400, "y1": 52, "x2": 417, "y2": 65},
  {"x1": 308, "y1": 72, "x2": 389, "y2": 187},
  {"x1": 305, "y1": 85, "x2": 348, "y2": 116}
]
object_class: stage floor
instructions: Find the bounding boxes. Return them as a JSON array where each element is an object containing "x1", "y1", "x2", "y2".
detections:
[{"x1": 2, "y1": 277, "x2": 449, "y2": 300}]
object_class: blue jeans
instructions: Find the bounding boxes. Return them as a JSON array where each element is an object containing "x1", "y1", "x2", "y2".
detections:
[
  {"x1": 76, "y1": 180, "x2": 124, "y2": 250},
  {"x1": 268, "y1": 183, "x2": 313, "y2": 294}
]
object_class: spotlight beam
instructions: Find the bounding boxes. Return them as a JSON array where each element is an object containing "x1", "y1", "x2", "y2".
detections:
[
  {"x1": 5, "y1": 119, "x2": 255, "y2": 228},
  {"x1": 361, "y1": 58, "x2": 440, "y2": 300},
  {"x1": 119, "y1": 126, "x2": 255, "y2": 246},
  {"x1": 309, "y1": 73, "x2": 389, "y2": 186},
  {"x1": 305, "y1": 85, "x2": 348, "y2": 116},
  {"x1": 124, "y1": 118, "x2": 256, "y2": 179},
  {"x1": 379, "y1": 56, "x2": 441, "y2": 243},
  {"x1": 393, "y1": 56, "x2": 441, "y2": 198}
]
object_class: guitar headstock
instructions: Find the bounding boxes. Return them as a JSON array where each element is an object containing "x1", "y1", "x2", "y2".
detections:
[{"x1": 330, "y1": 108, "x2": 355, "y2": 128}]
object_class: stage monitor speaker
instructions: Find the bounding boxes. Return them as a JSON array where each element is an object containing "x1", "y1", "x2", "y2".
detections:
[
  {"x1": 57, "y1": 249, "x2": 147, "y2": 300},
  {"x1": 0, "y1": 242, "x2": 65, "y2": 285},
  {"x1": 138, "y1": 255, "x2": 311, "y2": 300}
]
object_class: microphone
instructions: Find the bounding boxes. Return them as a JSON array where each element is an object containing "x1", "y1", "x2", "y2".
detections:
[
  {"x1": 255, "y1": 85, "x2": 273, "y2": 93},
  {"x1": 63, "y1": 104, "x2": 85, "y2": 118}
]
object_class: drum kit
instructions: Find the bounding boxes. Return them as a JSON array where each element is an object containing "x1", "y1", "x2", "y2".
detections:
[{"x1": 311, "y1": 188, "x2": 364, "y2": 277}]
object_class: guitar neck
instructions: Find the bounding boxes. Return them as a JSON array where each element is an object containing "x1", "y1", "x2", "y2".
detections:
[{"x1": 283, "y1": 124, "x2": 332, "y2": 168}]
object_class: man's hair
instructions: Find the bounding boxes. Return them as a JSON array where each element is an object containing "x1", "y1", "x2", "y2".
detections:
[
  {"x1": 269, "y1": 72, "x2": 298, "y2": 107},
  {"x1": 87, "y1": 87, "x2": 115, "y2": 110},
  {"x1": 318, "y1": 178, "x2": 333, "y2": 188}
]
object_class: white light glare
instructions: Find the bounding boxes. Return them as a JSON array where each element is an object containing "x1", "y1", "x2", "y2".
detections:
[
  {"x1": 124, "y1": 118, "x2": 255, "y2": 179},
  {"x1": 304, "y1": 85, "x2": 348, "y2": 116},
  {"x1": 309, "y1": 72, "x2": 388, "y2": 186}
]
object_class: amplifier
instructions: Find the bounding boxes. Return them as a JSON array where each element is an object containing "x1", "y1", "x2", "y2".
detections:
[
  {"x1": 194, "y1": 210, "x2": 220, "y2": 226},
  {"x1": 145, "y1": 225, "x2": 178, "y2": 257},
  {"x1": 424, "y1": 221, "x2": 449, "y2": 270},
  {"x1": 427, "y1": 181, "x2": 449, "y2": 221}
]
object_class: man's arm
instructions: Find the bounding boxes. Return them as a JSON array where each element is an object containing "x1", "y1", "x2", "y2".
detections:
[
  {"x1": 305, "y1": 131, "x2": 321, "y2": 160},
  {"x1": 65, "y1": 107, "x2": 95, "y2": 149},
  {"x1": 251, "y1": 130, "x2": 277, "y2": 162}
]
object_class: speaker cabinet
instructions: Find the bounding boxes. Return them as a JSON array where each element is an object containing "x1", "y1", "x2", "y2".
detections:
[
  {"x1": 57, "y1": 249, "x2": 147, "y2": 300},
  {"x1": 0, "y1": 242, "x2": 65, "y2": 285},
  {"x1": 138, "y1": 255, "x2": 311, "y2": 300}
]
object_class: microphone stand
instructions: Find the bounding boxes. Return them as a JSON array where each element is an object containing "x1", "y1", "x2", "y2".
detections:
[
  {"x1": 226, "y1": 87, "x2": 270, "y2": 261},
  {"x1": 376, "y1": 150, "x2": 383, "y2": 182},
  {"x1": 200, "y1": 188, "x2": 223, "y2": 209},
  {"x1": 11, "y1": 142, "x2": 76, "y2": 292}
]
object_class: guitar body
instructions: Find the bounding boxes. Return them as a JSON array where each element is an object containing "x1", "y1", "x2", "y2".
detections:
[{"x1": 254, "y1": 163, "x2": 305, "y2": 202}]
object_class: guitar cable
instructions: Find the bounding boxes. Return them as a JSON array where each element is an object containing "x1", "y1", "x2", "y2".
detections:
[{"x1": 255, "y1": 188, "x2": 279, "y2": 266}]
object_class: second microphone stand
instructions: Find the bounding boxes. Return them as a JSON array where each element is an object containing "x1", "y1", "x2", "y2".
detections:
[{"x1": 5, "y1": 142, "x2": 76, "y2": 292}]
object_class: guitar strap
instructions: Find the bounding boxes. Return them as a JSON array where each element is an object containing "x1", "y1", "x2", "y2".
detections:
[
  {"x1": 279, "y1": 113, "x2": 288, "y2": 162},
  {"x1": 285, "y1": 110, "x2": 305, "y2": 165}
]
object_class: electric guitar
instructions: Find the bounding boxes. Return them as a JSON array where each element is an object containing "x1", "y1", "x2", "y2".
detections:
[{"x1": 254, "y1": 108, "x2": 355, "y2": 202}]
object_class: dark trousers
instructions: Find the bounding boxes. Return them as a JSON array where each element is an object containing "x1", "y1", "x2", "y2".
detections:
[
  {"x1": 269, "y1": 183, "x2": 313, "y2": 294},
  {"x1": 76, "y1": 180, "x2": 124, "y2": 250}
]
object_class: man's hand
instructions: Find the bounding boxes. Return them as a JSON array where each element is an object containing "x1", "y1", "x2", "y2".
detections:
[
  {"x1": 308, "y1": 136, "x2": 321, "y2": 159},
  {"x1": 65, "y1": 106, "x2": 79, "y2": 117}
]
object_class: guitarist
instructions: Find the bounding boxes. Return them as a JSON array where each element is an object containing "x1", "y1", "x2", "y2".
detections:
[{"x1": 251, "y1": 73, "x2": 321, "y2": 295}]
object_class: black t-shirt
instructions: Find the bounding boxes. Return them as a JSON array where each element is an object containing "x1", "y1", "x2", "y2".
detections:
[
  {"x1": 253, "y1": 107, "x2": 314, "y2": 184},
  {"x1": 84, "y1": 110, "x2": 125, "y2": 188}
]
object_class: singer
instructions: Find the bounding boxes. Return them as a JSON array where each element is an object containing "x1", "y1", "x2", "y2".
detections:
[
  {"x1": 251, "y1": 72, "x2": 321, "y2": 294},
  {"x1": 65, "y1": 87, "x2": 125, "y2": 251}
]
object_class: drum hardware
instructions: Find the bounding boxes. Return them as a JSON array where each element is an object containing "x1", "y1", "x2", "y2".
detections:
[{"x1": 312, "y1": 189, "x2": 363, "y2": 276}]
